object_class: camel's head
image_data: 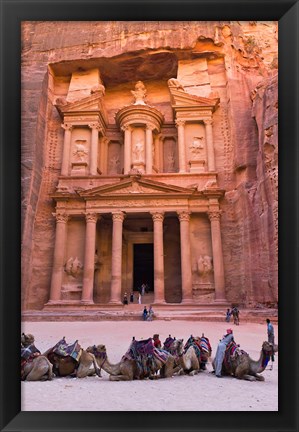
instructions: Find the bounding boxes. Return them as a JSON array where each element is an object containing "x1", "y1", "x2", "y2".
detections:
[
  {"x1": 262, "y1": 341, "x2": 277, "y2": 355},
  {"x1": 86, "y1": 344, "x2": 107, "y2": 358},
  {"x1": 172, "y1": 338, "x2": 184, "y2": 356},
  {"x1": 21, "y1": 333, "x2": 35, "y2": 347}
]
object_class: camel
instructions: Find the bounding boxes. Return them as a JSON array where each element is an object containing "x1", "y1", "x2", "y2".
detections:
[
  {"x1": 43, "y1": 337, "x2": 102, "y2": 378},
  {"x1": 163, "y1": 335, "x2": 212, "y2": 376},
  {"x1": 21, "y1": 333, "x2": 53, "y2": 381},
  {"x1": 86, "y1": 340, "x2": 176, "y2": 381},
  {"x1": 212, "y1": 340, "x2": 278, "y2": 381}
]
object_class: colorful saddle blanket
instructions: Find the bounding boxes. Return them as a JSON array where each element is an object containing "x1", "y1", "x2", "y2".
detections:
[
  {"x1": 223, "y1": 341, "x2": 247, "y2": 368},
  {"x1": 52, "y1": 338, "x2": 81, "y2": 362},
  {"x1": 163, "y1": 337, "x2": 175, "y2": 351},
  {"x1": 184, "y1": 336, "x2": 202, "y2": 359},
  {"x1": 21, "y1": 344, "x2": 41, "y2": 360},
  {"x1": 122, "y1": 338, "x2": 168, "y2": 378}
]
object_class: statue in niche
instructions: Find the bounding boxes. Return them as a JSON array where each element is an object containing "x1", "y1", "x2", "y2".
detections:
[
  {"x1": 190, "y1": 136, "x2": 204, "y2": 157},
  {"x1": 133, "y1": 140, "x2": 144, "y2": 162},
  {"x1": 64, "y1": 257, "x2": 83, "y2": 278},
  {"x1": 109, "y1": 154, "x2": 120, "y2": 174},
  {"x1": 167, "y1": 78, "x2": 185, "y2": 92},
  {"x1": 73, "y1": 142, "x2": 88, "y2": 162},
  {"x1": 131, "y1": 81, "x2": 147, "y2": 105},
  {"x1": 167, "y1": 152, "x2": 176, "y2": 172},
  {"x1": 197, "y1": 255, "x2": 213, "y2": 276}
]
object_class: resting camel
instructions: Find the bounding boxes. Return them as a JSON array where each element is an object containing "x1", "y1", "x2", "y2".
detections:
[
  {"x1": 86, "y1": 340, "x2": 176, "y2": 381},
  {"x1": 43, "y1": 337, "x2": 102, "y2": 378},
  {"x1": 21, "y1": 333, "x2": 53, "y2": 381},
  {"x1": 212, "y1": 340, "x2": 278, "y2": 381},
  {"x1": 163, "y1": 335, "x2": 212, "y2": 376}
]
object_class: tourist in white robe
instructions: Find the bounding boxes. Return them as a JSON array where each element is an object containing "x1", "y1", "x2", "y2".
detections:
[{"x1": 213, "y1": 329, "x2": 234, "y2": 377}]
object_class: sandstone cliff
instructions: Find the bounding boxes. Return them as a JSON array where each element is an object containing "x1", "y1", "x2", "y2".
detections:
[{"x1": 21, "y1": 21, "x2": 278, "y2": 309}]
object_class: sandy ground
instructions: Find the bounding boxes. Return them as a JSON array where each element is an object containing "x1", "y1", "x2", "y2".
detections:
[{"x1": 21, "y1": 320, "x2": 278, "y2": 411}]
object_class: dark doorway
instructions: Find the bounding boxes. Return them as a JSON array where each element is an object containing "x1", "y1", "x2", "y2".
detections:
[{"x1": 133, "y1": 243, "x2": 154, "y2": 292}]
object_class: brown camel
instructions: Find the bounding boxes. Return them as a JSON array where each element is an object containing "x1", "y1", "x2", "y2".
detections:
[
  {"x1": 43, "y1": 337, "x2": 102, "y2": 378},
  {"x1": 212, "y1": 341, "x2": 278, "y2": 381},
  {"x1": 21, "y1": 333, "x2": 53, "y2": 381},
  {"x1": 86, "y1": 342, "x2": 176, "y2": 381}
]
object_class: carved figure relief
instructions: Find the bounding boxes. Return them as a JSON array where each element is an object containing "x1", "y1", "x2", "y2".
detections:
[
  {"x1": 167, "y1": 78, "x2": 185, "y2": 92},
  {"x1": 131, "y1": 81, "x2": 147, "y2": 105},
  {"x1": 167, "y1": 152, "x2": 176, "y2": 172},
  {"x1": 133, "y1": 140, "x2": 144, "y2": 162},
  {"x1": 109, "y1": 154, "x2": 120, "y2": 174},
  {"x1": 197, "y1": 255, "x2": 213, "y2": 276},
  {"x1": 64, "y1": 257, "x2": 83, "y2": 278},
  {"x1": 190, "y1": 136, "x2": 204, "y2": 158},
  {"x1": 73, "y1": 141, "x2": 88, "y2": 162}
]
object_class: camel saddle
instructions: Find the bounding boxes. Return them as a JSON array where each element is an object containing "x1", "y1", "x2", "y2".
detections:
[
  {"x1": 223, "y1": 341, "x2": 247, "y2": 368},
  {"x1": 21, "y1": 344, "x2": 41, "y2": 360},
  {"x1": 184, "y1": 336, "x2": 202, "y2": 359},
  {"x1": 52, "y1": 337, "x2": 81, "y2": 362}
]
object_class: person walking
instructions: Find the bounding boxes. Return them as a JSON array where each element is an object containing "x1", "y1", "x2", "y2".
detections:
[
  {"x1": 266, "y1": 318, "x2": 275, "y2": 368},
  {"x1": 213, "y1": 329, "x2": 235, "y2": 377}
]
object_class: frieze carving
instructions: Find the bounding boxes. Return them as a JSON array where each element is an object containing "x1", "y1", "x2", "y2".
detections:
[
  {"x1": 177, "y1": 210, "x2": 191, "y2": 222},
  {"x1": 64, "y1": 256, "x2": 83, "y2": 278},
  {"x1": 85, "y1": 212, "x2": 98, "y2": 223},
  {"x1": 151, "y1": 212, "x2": 164, "y2": 222},
  {"x1": 208, "y1": 210, "x2": 221, "y2": 221}
]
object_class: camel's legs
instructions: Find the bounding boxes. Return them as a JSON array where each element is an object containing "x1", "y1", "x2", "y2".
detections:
[
  {"x1": 109, "y1": 375, "x2": 132, "y2": 381},
  {"x1": 25, "y1": 365, "x2": 49, "y2": 381}
]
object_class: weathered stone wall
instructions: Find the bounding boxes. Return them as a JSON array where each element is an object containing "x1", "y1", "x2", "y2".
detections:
[{"x1": 21, "y1": 21, "x2": 278, "y2": 310}]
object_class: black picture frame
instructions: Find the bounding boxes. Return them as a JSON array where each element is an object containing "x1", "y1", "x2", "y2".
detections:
[{"x1": 1, "y1": 0, "x2": 298, "y2": 431}]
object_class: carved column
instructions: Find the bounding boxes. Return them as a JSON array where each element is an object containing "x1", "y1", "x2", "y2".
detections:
[
  {"x1": 208, "y1": 210, "x2": 226, "y2": 301},
  {"x1": 204, "y1": 119, "x2": 216, "y2": 171},
  {"x1": 151, "y1": 212, "x2": 165, "y2": 304},
  {"x1": 122, "y1": 125, "x2": 131, "y2": 174},
  {"x1": 154, "y1": 135, "x2": 160, "y2": 171},
  {"x1": 89, "y1": 123, "x2": 100, "y2": 175},
  {"x1": 61, "y1": 124, "x2": 73, "y2": 176},
  {"x1": 99, "y1": 137, "x2": 109, "y2": 174},
  {"x1": 175, "y1": 120, "x2": 186, "y2": 173},
  {"x1": 81, "y1": 213, "x2": 98, "y2": 303},
  {"x1": 145, "y1": 125, "x2": 153, "y2": 174},
  {"x1": 177, "y1": 211, "x2": 193, "y2": 303},
  {"x1": 49, "y1": 212, "x2": 69, "y2": 302},
  {"x1": 110, "y1": 211, "x2": 125, "y2": 304}
]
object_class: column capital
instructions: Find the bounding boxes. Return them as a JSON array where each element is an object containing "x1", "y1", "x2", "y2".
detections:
[
  {"x1": 88, "y1": 123, "x2": 102, "y2": 131},
  {"x1": 208, "y1": 210, "x2": 222, "y2": 221},
  {"x1": 61, "y1": 123, "x2": 73, "y2": 131},
  {"x1": 146, "y1": 124, "x2": 154, "y2": 131},
  {"x1": 204, "y1": 119, "x2": 213, "y2": 126},
  {"x1": 85, "y1": 212, "x2": 98, "y2": 223},
  {"x1": 177, "y1": 210, "x2": 191, "y2": 222},
  {"x1": 121, "y1": 124, "x2": 131, "y2": 132},
  {"x1": 175, "y1": 119, "x2": 186, "y2": 127},
  {"x1": 53, "y1": 212, "x2": 69, "y2": 223},
  {"x1": 112, "y1": 211, "x2": 125, "y2": 222},
  {"x1": 151, "y1": 211, "x2": 164, "y2": 222}
]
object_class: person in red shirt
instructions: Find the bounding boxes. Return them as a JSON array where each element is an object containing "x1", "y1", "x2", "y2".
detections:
[{"x1": 153, "y1": 334, "x2": 161, "y2": 349}]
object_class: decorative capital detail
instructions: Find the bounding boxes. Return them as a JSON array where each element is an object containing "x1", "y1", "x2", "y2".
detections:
[
  {"x1": 88, "y1": 123, "x2": 101, "y2": 131},
  {"x1": 85, "y1": 212, "x2": 98, "y2": 223},
  {"x1": 177, "y1": 210, "x2": 190, "y2": 222},
  {"x1": 146, "y1": 124, "x2": 154, "y2": 131},
  {"x1": 121, "y1": 124, "x2": 131, "y2": 132},
  {"x1": 61, "y1": 123, "x2": 73, "y2": 131},
  {"x1": 208, "y1": 210, "x2": 221, "y2": 221},
  {"x1": 112, "y1": 211, "x2": 125, "y2": 222},
  {"x1": 175, "y1": 119, "x2": 186, "y2": 128},
  {"x1": 151, "y1": 212, "x2": 164, "y2": 222},
  {"x1": 54, "y1": 212, "x2": 69, "y2": 223},
  {"x1": 204, "y1": 119, "x2": 213, "y2": 126}
]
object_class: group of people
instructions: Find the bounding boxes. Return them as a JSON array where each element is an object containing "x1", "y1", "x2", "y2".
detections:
[
  {"x1": 122, "y1": 282, "x2": 151, "y2": 305},
  {"x1": 142, "y1": 305, "x2": 154, "y2": 321},
  {"x1": 225, "y1": 306, "x2": 240, "y2": 325},
  {"x1": 214, "y1": 318, "x2": 276, "y2": 377}
]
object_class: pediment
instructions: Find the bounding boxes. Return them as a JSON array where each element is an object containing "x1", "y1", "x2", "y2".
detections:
[
  {"x1": 78, "y1": 177, "x2": 198, "y2": 198},
  {"x1": 169, "y1": 88, "x2": 219, "y2": 110},
  {"x1": 55, "y1": 92, "x2": 104, "y2": 115}
]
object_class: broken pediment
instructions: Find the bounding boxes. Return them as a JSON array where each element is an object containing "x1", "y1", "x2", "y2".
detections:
[
  {"x1": 168, "y1": 87, "x2": 219, "y2": 111},
  {"x1": 78, "y1": 177, "x2": 200, "y2": 198}
]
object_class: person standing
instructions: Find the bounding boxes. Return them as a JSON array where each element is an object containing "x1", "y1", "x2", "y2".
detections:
[
  {"x1": 213, "y1": 329, "x2": 235, "y2": 377},
  {"x1": 148, "y1": 305, "x2": 154, "y2": 321},
  {"x1": 153, "y1": 334, "x2": 161, "y2": 349},
  {"x1": 142, "y1": 306, "x2": 148, "y2": 321},
  {"x1": 138, "y1": 293, "x2": 142, "y2": 305},
  {"x1": 130, "y1": 292, "x2": 134, "y2": 303},
  {"x1": 225, "y1": 308, "x2": 231, "y2": 323},
  {"x1": 266, "y1": 318, "x2": 275, "y2": 366},
  {"x1": 123, "y1": 292, "x2": 128, "y2": 305}
]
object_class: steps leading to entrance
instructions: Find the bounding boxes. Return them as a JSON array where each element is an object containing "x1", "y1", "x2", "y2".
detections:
[{"x1": 22, "y1": 306, "x2": 278, "y2": 324}]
